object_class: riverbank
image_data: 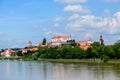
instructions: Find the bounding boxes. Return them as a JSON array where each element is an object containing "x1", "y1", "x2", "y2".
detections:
[
  {"x1": 0, "y1": 56, "x2": 22, "y2": 60},
  {"x1": 1, "y1": 57, "x2": 120, "y2": 64},
  {"x1": 38, "y1": 59, "x2": 102, "y2": 63},
  {"x1": 38, "y1": 59, "x2": 120, "y2": 64}
]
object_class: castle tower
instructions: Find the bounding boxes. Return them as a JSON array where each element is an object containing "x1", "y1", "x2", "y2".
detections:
[
  {"x1": 99, "y1": 35, "x2": 103, "y2": 45},
  {"x1": 28, "y1": 41, "x2": 32, "y2": 47}
]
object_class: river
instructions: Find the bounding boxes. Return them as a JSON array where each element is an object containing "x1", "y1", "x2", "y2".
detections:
[{"x1": 0, "y1": 60, "x2": 120, "y2": 80}]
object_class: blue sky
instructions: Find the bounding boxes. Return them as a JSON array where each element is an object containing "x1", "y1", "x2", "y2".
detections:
[{"x1": 0, "y1": 0, "x2": 120, "y2": 49}]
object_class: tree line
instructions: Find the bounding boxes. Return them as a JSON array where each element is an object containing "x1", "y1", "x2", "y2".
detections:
[
  {"x1": 7, "y1": 40, "x2": 119, "y2": 62},
  {"x1": 1, "y1": 38, "x2": 119, "y2": 63}
]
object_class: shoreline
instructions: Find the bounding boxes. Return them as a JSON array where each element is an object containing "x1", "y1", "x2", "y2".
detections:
[
  {"x1": 38, "y1": 59, "x2": 120, "y2": 64},
  {"x1": 1, "y1": 57, "x2": 120, "y2": 64}
]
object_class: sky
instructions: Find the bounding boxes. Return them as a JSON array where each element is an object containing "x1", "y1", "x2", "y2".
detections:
[{"x1": 0, "y1": 0, "x2": 120, "y2": 49}]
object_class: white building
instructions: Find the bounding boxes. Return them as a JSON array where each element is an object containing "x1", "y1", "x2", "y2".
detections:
[{"x1": 51, "y1": 35, "x2": 71, "y2": 46}]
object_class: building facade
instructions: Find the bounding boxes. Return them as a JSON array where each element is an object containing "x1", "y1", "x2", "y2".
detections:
[
  {"x1": 1, "y1": 48, "x2": 16, "y2": 57},
  {"x1": 76, "y1": 37, "x2": 92, "y2": 50},
  {"x1": 51, "y1": 35, "x2": 71, "y2": 47}
]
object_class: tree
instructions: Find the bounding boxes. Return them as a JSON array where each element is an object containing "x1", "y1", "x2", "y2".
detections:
[
  {"x1": 17, "y1": 51, "x2": 22, "y2": 56},
  {"x1": 102, "y1": 55, "x2": 109, "y2": 63},
  {"x1": 91, "y1": 42, "x2": 101, "y2": 48},
  {"x1": 104, "y1": 46, "x2": 115, "y2": 59},
  {"x1": 1, "y1": 49, "x2": 4, "y2": 52},
  {"x1": 67, "y1": 40, "x2": 77, "y2": 46},
  {"x1": 22, "y1": 50, "x2": 35, "y2": 58},
  {"x1": 11, "y1": 52, "x2": 17, "y2": 56},
  {"x1": 113, "y1": 43, "x2": 120, "y2": 59},
  {"x1": 42, "y1": 38, "x2": 47, "y2": 45},
  {"x1": 91, "y1": 42, "x2": 101, "y2": 59},
  {"x1": 100, "y1": 39, "x2": 104, "y2": 46}
]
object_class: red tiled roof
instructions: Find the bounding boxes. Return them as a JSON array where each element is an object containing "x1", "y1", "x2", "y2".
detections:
[
  {"x1": 80, "y1": 45, "x2": 90, "y2": 50},
  {"x1": 21, "y1": 48, "x2": 38, "y2": 54},
  {"x1": 52, "y1": 35, "x2": 71, "y2": 39},
  {"x1": 0, "y1": 48, "x2": 16, "y2": 56},
  {"x1": 8, "y1": 48, "x2": 15, "y2": 53}
]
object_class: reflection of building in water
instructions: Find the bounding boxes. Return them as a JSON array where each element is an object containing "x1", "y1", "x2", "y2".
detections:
[
  {"x1": 41, "y1": 63, "x2": 54, "y2": 80},
  {"x1": 53, "y1": 63, "x2": 71, "y2": 80}
]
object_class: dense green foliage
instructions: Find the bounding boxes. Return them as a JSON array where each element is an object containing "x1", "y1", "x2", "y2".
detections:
[
  {"x1": 9, "y1": 41, "x2": 120, "y2": 63},
  {"x1": 26, "y1": 45, "x2": 86, "y2": 59}
]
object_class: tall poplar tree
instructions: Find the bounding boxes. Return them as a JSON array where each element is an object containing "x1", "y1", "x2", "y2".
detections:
[{"x1": 42, "y1": 38, "x2": 47, "y2": 45}]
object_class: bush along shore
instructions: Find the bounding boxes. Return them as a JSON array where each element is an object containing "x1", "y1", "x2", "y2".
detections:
[{"x1": 1, "y1": 42, "x2": 120, "y2": 63}]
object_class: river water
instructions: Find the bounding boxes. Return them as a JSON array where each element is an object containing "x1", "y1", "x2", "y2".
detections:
[{"x1": 0, "y1": 60, "x2": 120, "y2": 80}]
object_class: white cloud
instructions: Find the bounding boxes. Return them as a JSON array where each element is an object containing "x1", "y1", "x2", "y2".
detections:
[
  {"x1": 56, "y1": 11, "x2": 120, "y2": 35},
  {"x1": 64, "y1": 5, "x2": 91, "y2": 14},
  {"x1": 54, "y1": 0, "x2": 87, "y2": 3},
  {"x1": 55, "y1": 16, "x2": 65, "y2": 22},
  {"x1": 114, "y1": 12, "x2": 120, "y2": 23},
  {"x1": 114, "y1": 12, "x2": 120, "y2": 17},
  {"x1": 68, "y1": 14, "x2": 80, "y2": 20},
  {"x1": 69, "y1": 14, "x2": 119, "y2": 34}
]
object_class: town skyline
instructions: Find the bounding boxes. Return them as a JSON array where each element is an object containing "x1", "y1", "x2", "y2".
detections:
[{"x1": 0, "y1": 0, "x2": 120, "y2": 49}]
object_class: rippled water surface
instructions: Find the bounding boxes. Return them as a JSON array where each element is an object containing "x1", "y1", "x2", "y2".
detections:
[{"x1": 0, "y1": 60, "x2": 120, "y2": 80}]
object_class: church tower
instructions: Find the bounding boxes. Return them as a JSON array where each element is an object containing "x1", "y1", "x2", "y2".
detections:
[
  {"x1": 28, "y1": 41, "x2": 32, "y2": 47},
  {"x1": 99, "y1": 35, "x2": 103, "y2": 45}
]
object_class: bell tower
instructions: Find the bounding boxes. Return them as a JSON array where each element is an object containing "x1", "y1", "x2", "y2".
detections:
[
  {"x1": 28, "y1": 41, "x2": 32, "y2": 47},
  {"x1": 99, "y1": 35, "x2": 103, "y2": 45}
]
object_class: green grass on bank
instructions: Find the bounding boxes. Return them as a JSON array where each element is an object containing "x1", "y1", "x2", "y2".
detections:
[
  {"x1": 107, "y1": 60, "x2": 120, "y2": 64},
  {"x1": 1, "y1": 57, "x2": 120, "y2": 64},
  {"x1": 38, "y1": 59, "x2": 120, "y2": 64}
]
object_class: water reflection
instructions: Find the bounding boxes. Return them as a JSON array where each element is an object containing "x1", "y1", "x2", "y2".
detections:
[
  {"x1": 0, "y1": 60, "x2": 120, "y2": 80},
  {"x1": 53, "y1": 63, "x2": 72, "y2": 80}
]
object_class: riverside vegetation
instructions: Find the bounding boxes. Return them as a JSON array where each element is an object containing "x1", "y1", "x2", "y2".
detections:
[{"x1": 1, "y1": 40, "x2": 120, "y2": 63}]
